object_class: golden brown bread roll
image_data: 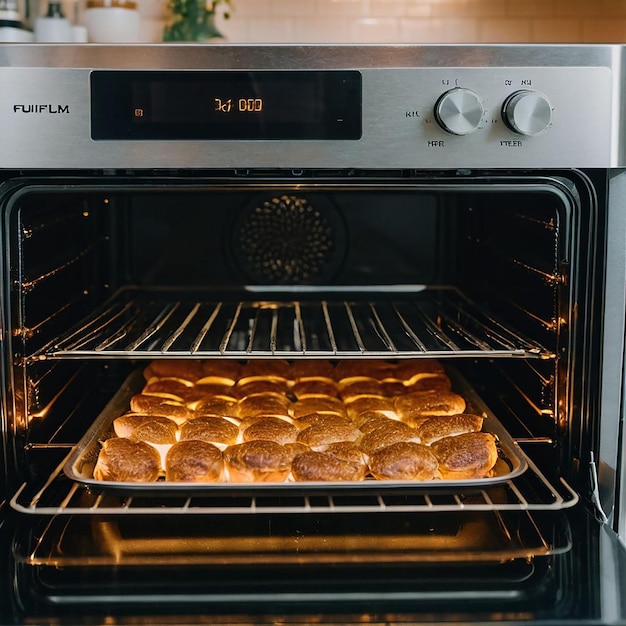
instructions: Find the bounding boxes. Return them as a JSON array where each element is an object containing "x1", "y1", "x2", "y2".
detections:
[
  {"x1": 294, "y1": 413, "x2": 354, "y2": 430},
  {"x1": 333, "y1": 360, "x2": 392, "y2": 381},
  {"x1": 130, "y1": 418, "x2": 178, "y2": 445},
  {"x1": 337, "y1": 377, "x2": 384, "y2": 400},
  {"x1": 430, "y1": 432, "x2": 498, "y2": 480},
  {"x1": 236, "y1": 379, "x2": 290, "y2": 397},
  {"x1": 359, "y1": 420, "x2": 420, "y2": 456},
  {"x1": 200, "y1": 359, "x2": 242, "y2": 383},
  {"x1": 165, "y1": 440, "x2": 224, "y2": 482},
  {"x1": 142, "y1": 378, "x2": 194, "y2": 401},
  {"x1": 193, "y1": 395, "x2": 240, "y2": 419},
  {"x1": 404, "y1": 374, "x2": 452, "y2": 393},
  {"x1": 289, "y1": 360, "x2": 335, "y2": 380},
  {"x1": 291, "y1": 379, "x2": 338, "y2": 399},
  {"x1": 238, "y1": 394, "x2": 291, "y2": 418},
  {"x1": 129, "y1": 417, "x2": 178, "y2": 469},
  {"x1": 416, "y1": 413, "x2": 484, "y2": 445},
  {"x1": 129, "y1": 394, "x2": 191, "y2": 424},
  {"x1": 242, "y1": 416, "x2": 299, "y2": 445},
  {"x1": 143, "y1": 360, "x2": 203, "y2": 382},
  {"x1": 179, "y1": 416, "x2": 239, "y2": 446},
  {"x1": 224, "y1": 440, "x2": 292, "y2": 482},
  {"x1": 113, "y1": 414, "x2": 178, "y2": 439},
  {"x1": 355, "y1": 413, "x2": 401, "y2": 434},
  {"x1": 193, "y1": 381, "x2": 238, "y2": 399},
  {"x1": 291, "y1": 396, "x2": 346, "y2": 418},
  {"x1": 392, "y1": 359, "x2": 446, "y2": 383},
  {"x1": 296, "y1": 422, "x2": 361, "y2": 449},
  {"x1": 369, "y1": 441, "x2": 438, "y2": 481},
  {"x1": 94, "y1": 437, "x2": 161, "y2": 482},
  {"x1": 345, "y1": 396, "x2": 395, "y2": 420},
  {"x1": 292, "y1": 442, "x2": 368, "y2": 482},
  {"x1": 394, "y1": 390, "x2": 466, "y2": 422},
  {"x1": 240, "y1": 359, "x2": 290, "y2": 379}
]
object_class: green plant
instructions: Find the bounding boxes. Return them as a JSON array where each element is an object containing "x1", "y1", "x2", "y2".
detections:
[{"x1": 163, "y1": 0, "x2": 233, "y2": 42}]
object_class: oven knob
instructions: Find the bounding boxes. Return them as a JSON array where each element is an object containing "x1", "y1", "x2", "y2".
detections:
[
  {"x1": 502, "y1": 90, "x2": 552, "y2": 136},
  {"x1": 434, "y1": 88, "x2": 484, "y2": 135}
]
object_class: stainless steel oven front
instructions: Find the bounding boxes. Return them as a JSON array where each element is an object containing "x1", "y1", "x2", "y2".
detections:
[{"x1": 0, "y1": 43, "x2": 625, "y2": 626}]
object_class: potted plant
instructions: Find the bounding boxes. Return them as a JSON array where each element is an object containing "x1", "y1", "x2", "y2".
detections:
[{"x1": 163, "y1": 0, "x2": 232, "y2": 42}]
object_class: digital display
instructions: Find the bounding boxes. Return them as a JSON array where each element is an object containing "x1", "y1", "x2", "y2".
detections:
[{"x1": 91, "y1": 70, "x2": 362, "y2": 140}]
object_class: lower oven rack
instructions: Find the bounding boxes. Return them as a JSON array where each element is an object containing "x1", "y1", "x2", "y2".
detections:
[
  {"x1": 10, "y1": 444, "x2": 578, "y2": 516},
  {"x1": 31, "y1": 286, "x2": 551, "y2": 360}
]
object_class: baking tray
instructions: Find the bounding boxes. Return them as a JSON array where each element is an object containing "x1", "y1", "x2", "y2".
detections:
[{"x1": 63, "y1": 367, "x2": 528, "y2": 494}]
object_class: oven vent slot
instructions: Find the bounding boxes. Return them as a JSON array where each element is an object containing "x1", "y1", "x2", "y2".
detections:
[
  {"x1": 34, "y1": 287, "x2": 552, "y2": 360},
  {"x1": 11, "y1": 447, "x2": 577, "y2": 516}
]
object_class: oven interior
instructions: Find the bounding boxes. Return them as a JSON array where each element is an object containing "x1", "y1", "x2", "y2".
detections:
[{"x1": 0, "y1": 171, "x2": 604, "y2": 619}]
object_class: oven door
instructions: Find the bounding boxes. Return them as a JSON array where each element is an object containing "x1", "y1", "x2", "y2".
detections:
[{"x1": 0, "y1": 169, "x2": 626, "y2": 625}]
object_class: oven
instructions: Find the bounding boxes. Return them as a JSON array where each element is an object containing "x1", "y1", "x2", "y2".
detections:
[{"x1": 0, "y1": 43, "x2": 625, "y2": 625}]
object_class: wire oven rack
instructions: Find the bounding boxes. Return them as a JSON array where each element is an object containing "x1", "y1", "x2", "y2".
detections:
[
  {"x1": 11, "y1": 444, "x2": 578, "y2": 516},
  {"x1": 33, "y1": 286, "x2": 552, "y2": 360}
]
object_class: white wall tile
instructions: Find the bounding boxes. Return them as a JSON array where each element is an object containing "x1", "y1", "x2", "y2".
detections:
[
  {"x1": 114, "y1": 0, "x2": 626, "y2": 44},
  {"x1": 293, "y1": 16, "x2": 353, "y2": 41},
  {"x1": 351, "y1": 17, "x2": 400, "y2": 41}
]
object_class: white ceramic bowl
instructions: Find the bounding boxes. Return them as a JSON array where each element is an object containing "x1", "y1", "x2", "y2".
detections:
[{"x1": 84, "y1": 6, "x2": 140, "y2": 42}]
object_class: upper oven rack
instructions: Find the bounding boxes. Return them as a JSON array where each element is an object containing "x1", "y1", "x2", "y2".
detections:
[{"x1": 32, "y1": 286, "x2": 552, "y2": 360}]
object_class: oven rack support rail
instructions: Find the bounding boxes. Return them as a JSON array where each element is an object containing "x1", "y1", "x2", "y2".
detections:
[
  {"x1": 32, "y1": 287, "x2": 552, "y2": 360},
  {"x1": 11, "y1": 448, "x2": 578, "y2": 516}
]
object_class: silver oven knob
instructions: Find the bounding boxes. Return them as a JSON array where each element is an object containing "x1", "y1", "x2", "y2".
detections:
[
  {"x1": 502, "y1": 90, "x2": 552, "y2": 136},
  {"x1": 434, "y1": 88, "x2": 484, "y2": 135}
]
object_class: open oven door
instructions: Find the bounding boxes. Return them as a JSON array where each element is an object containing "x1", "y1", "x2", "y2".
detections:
[{"x1": 0, "y1": 169, "x2": 623, "y2": 625}]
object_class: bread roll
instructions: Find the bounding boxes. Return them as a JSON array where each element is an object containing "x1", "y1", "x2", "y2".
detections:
[
  {"x1": 238, "y1": 394, "x2": 291, "y2": 418},
  {"x1": 291, "y1": 396, "x2": 346, "y2": 419},
  {"x1": 193, "y1": 381, "x2": 238, "y2": 399},
  {"x1": 224, "y1": 440, "x2": 292, "y2": 482},
  {"x1": 200, "y1": 359, "x2": 242, "y2": 383},
  {"x1": 129, "y1": 394, "x2": 191, "y2": 424},
  {"x1": 292, "y1": 442, "x2": 367, "y2": 482},
  {"x1": 416, "y1": 413, "x2": 484, "y2": 445},
  {"x1": 289, "y1": 360, "x2": 335, "y2": 380},
  {"x1": 431, "y1": 432, "x2": 498, "y2": 480},
  {"x1": 291, "y1": 379, "x2": 338, "y2": 399},
  {"x1": 334, "y1": 360, "x2": 392, "y2": 381},
  {"x1": 394, "y1": 390, "x2": 466, "y2": 422},
  {"x1": 294, "y1": 413, "x2": 354, "y2": 430},
  {"x1": 392, "y1": 359, "x2": 445, "y2": 383},
  {"x1": 237, "y1": 379, "x2": 289, "y2": 397},
  {"x1": 129, "y1": 417, "x2": 178, "y2": 470},
  {"x1": 113, "y1": 414, "x2": 178, "y2": 439},
  {"x1": 193, "y1": 396, "x2": 240, "y2": 419},
  {"x1": 179, "y1": 416, "x2": 239, "y2": 446},
  {"x1": 143, "y1": 360, "x2": 203, "y2": 382},
  {"x1": 165, "y1": 440, "x2": 224, "y2": 482},
  {"x1": 337, "y1": 377, "x2": 383, "y2": 400},
  {"x1": 297, "y1": 422, "x2": 361, "y2": 449},
  {"x1": 142, "y1": 378, "x2": 194, "y2": 401},
  {"x1": 404, "y1": 374, "x2": 452, "y2": 393},
  {"x1": 369, "y1": 441, "x2": 438, "y2": 481},
  {"x1": 355, "y1": 413, "x2": 400, "y2": 434},
  {"x1": 94, "y1": 437, "x2": 161, "y2": 482},
  {"x1": 242, "y1": 416, "x2": 299, "y2": 445},
  {"x1": 240, "y1": 359, "x2": 290, "y2": 380},
  {"x1": 359, "y1": 420, "x2": 419, "y2": 456},
  {"x1": 129, "y1": 418, "x2": 178, "y2": 445},
  {"x1": 345, "y1": 396, "x2": 395, "y2": 420}
]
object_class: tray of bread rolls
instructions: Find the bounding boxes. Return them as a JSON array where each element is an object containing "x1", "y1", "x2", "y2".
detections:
[{"x1": 64, "y1": 358, "x2": 528, "y2": 493}]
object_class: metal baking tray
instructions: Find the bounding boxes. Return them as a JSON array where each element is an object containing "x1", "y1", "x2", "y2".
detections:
[{"x1": 64, "y1": 367, "x2": 528, "y2": 494}]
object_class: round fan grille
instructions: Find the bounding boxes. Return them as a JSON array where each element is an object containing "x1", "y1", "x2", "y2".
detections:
[{"x1": 232, "y1": 194, "x2": 343, "y2": 284}]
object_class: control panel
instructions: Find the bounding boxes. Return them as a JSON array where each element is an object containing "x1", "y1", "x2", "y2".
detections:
[{"x1": 0, "y1": 52, "x2": 615, "y2": 169}]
